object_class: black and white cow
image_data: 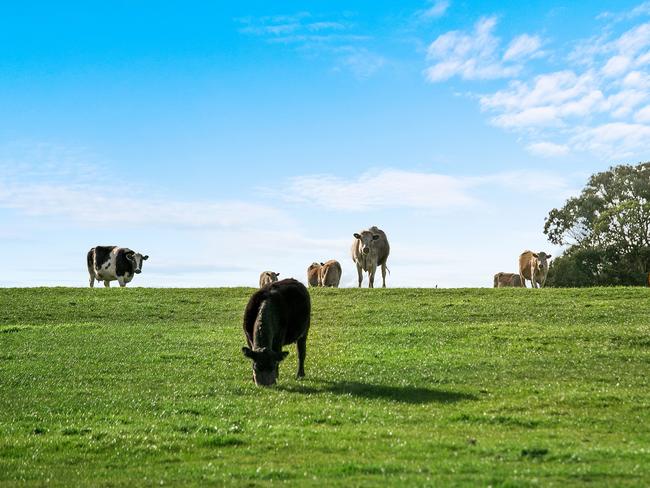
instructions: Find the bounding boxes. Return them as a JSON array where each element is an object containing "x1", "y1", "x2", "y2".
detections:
[{"x1": 87, "y1": 246, "x2": 149, "y2": 288}]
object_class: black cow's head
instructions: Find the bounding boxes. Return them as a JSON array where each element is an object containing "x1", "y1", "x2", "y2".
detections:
[
  {"x1": 242, "y1": 347, "x2": 289, "y2": 386},
  {"x1": 354, "y1": 231, "x2": 380, "y2": 255},
  {"x1": 126, "y1": 252, "x2": 149, "y2": 274}
]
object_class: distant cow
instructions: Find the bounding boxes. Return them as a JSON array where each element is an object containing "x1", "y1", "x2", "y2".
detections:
[
  {"x1": 87, "y1": 246, "x2": 148, "y2": 288},
  {"x1": 242, "y1": 278, "x2": 311, "y2": 386},
  {"x1": 493, "y1": 272, "x2": 523, "y2": 288},
  {"x1": 259, "y1": 271, "x2": 280, "y2": 288},
  {"x1": 519, "y1": 251, "x2": 552, "y2": 288},
  {"x1": 319, "y1": 260, "x2": 342, "y2": 287},
  {"x1": 351, "y1": 226, "x2": 390, "y2": 288},
  {"x1": 307, "y1": 263, "x2": 321, "y2": 287}
]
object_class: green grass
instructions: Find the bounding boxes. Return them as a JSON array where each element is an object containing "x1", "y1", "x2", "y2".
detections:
[{"x1": 0, "y1": 287, "x2": 649, "y2": 486}]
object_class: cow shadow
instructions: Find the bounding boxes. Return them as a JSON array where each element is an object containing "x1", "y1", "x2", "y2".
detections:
[{"x1": 278, "y1": 379, "x2": 477, "y2": 405}]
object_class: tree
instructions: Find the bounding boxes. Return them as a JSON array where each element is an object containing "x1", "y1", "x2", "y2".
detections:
[{"x1": 544, "y1": 162, "x2": 650, "y2": 286}]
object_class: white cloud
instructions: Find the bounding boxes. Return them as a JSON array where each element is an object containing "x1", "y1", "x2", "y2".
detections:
[
  {"x1": 634, "y1": 104, "x2": 650, "y2": 122},
  {"x1": 420, "y1": 0, "x2": 450, "y2": 20},
  {"x1": 602, "y1": 54, "x2": 632, "y2": 77},
  {"x1": 0, "y1": 180, "x2": 291, "y2": 230},
  {"x1": 286, "y1": 170, "x2": 476, "y2": 211},
  {"x1": 598, "y1": 1, "x2": 650, "y2": 22},
  {"x1": 570, "y1": 122, "x2": 650, "y2": 158},
  {"x1": 282, "y1": 169, "x2": 570, "y2": 212},
  {"x1": 606, "y1": 88, "x2": 649, "y2": 117},
  {"x1": 503, "y1": 34, "x2": 543, "y2": 62},
  {"x1": 237, "y1": 12, "x2": 384, "y2": 78},
  {"x1": 480, "y1": 70, "x2": 605, "y2": 129},
  {"x1": 474, "y1": 19, "x2": 650, "y2": 158},
  {"x1": 0, "y1": 157, "x2": 292, "y2": 230},
  {"x1": 426, "y1": 16, "x2": 537, "y2": 81},
  {"x1": 526, "y1": 142, "x2": 570, "y2": 158}
]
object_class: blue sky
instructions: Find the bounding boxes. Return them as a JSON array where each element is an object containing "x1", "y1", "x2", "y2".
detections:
[{"x1": 2, "y1": 0, "x2": 650, "y2": 287}]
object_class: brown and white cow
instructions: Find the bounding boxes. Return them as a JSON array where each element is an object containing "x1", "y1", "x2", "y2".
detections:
[
  {"x1": 87, "y1": 246, "x2": 149, "y2": 288},
  {"x1": 493, "y1": 272, "x2": 523, "y2": 288},
  {"x1": 259, "y1": 271, "x2": 280, "y2": 288},
  {"x1": 307, "y1": 263, "x2": 321, "y2": 287},
  {"x1": 351, "y1": 226, "x2": 390, "y2": 288},
  {"x1": 518, "y1": 251, "x2": 552, "y2": 288},
  {"x1": 319, "y1": 260, "x2": 342, "y2": 287}
]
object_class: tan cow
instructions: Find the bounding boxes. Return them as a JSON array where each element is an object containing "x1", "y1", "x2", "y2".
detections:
[
  {"x1": 307, "y1": 263, "x2": 321, "y2": 287},
  {"x1": 351, "y1": 226, "x2": 390, "y2": 288},
  {"x1": 518, "y1": 251, "x2": 551, "y2": 288},
  {"x1": 493, "y1": 272, "x2": 523, "y2": 288},
  {"x1": 319, "y1": 260, "x2": 342, "y2": 287},
  {"x1": 259, "y1": 271, "x2": 280, "y2": 288}
]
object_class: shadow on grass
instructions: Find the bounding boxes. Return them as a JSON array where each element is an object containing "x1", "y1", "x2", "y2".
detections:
[{"x1": 278, "y1": 380, "x2": 477, "y2": 404}]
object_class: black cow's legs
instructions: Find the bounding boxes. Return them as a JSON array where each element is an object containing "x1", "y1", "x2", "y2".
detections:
[{"x1": 296, "y1": 336, "x2": 307, "y2": 378}]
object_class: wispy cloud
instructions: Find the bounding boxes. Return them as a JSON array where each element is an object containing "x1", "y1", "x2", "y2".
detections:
[
  {"x1": 503, "y1": 34, "x2": 544, "y2": 62},
  {"x1": 425, "y1": 16, "x2": 543, "y2": 82},
  {"x1": 0, "y1": 149, "x2": 291, "y2": 230},
  {"x1": 418, "y1": 0, "x2": 450, "y2": 20},
  {"x1": 597, "y1": 1, "x2": 650, "y2": 22},
  {"x1": 281, "y1": 169, "x2": 571, "y2": 212},
  {"x1": 237, "y1": 11, "x2": 384, "y2": 78}
]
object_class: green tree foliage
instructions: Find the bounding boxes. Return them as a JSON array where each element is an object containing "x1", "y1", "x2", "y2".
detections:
[{"x1": 544, "y1": 162, "x2": 650, "y2": 286}]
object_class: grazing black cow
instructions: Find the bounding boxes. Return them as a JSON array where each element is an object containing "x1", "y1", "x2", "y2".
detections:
[
  {"x1": 87, "y1": 246, "x2": 149, "y2": 288},
  {"x1": 242, "y1": 278, "x2": 311, "y2": 386}
]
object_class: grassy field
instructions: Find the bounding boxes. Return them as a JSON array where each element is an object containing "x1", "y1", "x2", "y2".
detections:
[{"x1": 0, "y1": 287, "x2": 649, "y2": 486}]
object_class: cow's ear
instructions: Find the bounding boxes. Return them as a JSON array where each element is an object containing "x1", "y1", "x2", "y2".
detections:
[
  {"x1": 143, "y1": 255, "x2": 149, "y2": 260},
  {"x1": 320, "y1": 262, "x2": 324, "y2": 266},
  {"x1": 547, "y1": 254, "x2": 552, "y2": 259},
  {"x1": 242, "y1": 347, "x2": 255, "y2": 359},
  {"x1": 532, "y1": 253, "x2": 539, "y2": 258},
  {"x1": 126, "y1": 253, "x2": 135, "y2": 261},
  {"x1": 276, "y1": 272, "x2": 279, "y2": 276},
  {"x1": 353, "y1": 233, "x2": 361, "y2": 239},
  {"x1": 372, "y1": 234, "x2": 379, "y2": 240}
]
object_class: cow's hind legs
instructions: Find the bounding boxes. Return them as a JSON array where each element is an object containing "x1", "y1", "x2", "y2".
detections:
[
  {"x1": 381, "y1": 263, "x2": 387, "y2": 288},
  {"x1": 368, "y1": 265, "x2": 376, "y2": 288},
  {"x1": 296, "y1": 336, "x2": 307, "y2": 378},
  {"x1": 103, "y1": 280, "x2": 110, "y2": 288},
  {"x1": 89, "y1": 274, "x2": 95, "y2": 288}
]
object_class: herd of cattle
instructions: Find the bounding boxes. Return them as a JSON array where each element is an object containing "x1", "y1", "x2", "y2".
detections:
[
  {"x1": 85, "y1": 227, "x2": 554, "y2": 386},
  {"x1": 86, "y1": 227, "x2": 552, "y2": 290}
]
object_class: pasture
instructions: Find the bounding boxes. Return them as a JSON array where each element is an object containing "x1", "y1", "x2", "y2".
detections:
[{"x1": 1, "y1": 287, "x2": 649, "y2": 486}]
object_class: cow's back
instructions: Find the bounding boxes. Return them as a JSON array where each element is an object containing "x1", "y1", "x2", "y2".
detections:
[
  {"x1": 89, "y1": 246, "x2": 117, "y2": 270},
  {"x1": 307, "y1": 264, "x2": 321, "y2": 287},
  {"x1": 244, "y1": 278, "x2": 310, "y2": 347},
  {"x1": 320, "y1": 260, "x2": 342, "y2": 287},
  {"x1": 493, "y1": 272, "x2": 502, "y2": 287},
  {"x1": 87, "y1": 248, "x2": 95, "y2": 270},
  {"x1": 495, "y1": 272, "x2": 522, "y2": 287},
  {"x1": 519, "y1": 251, "x2": 535, "y2": 280}
]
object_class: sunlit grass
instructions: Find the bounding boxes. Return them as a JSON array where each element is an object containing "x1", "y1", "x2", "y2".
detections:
[{"x1": 1, "y1": 287, "x2": 649, "y2": 486}]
